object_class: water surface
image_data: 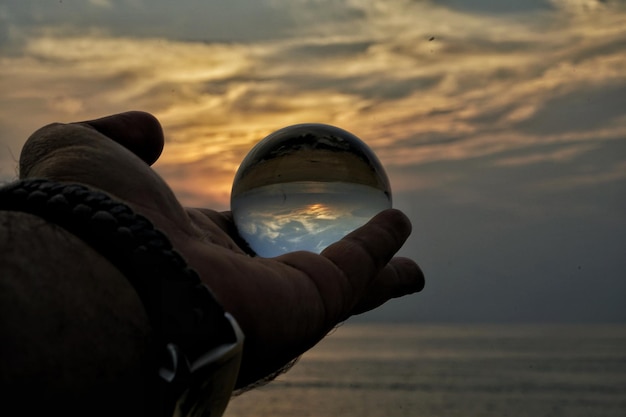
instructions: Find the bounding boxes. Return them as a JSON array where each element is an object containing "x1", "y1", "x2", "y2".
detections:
[{"x1": 225, "y1": 324, "x2": 626, "y2": 417}]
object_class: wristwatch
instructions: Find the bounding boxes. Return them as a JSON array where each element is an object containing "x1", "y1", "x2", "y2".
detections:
[{"x1": 0, "y1": 179, "x2": 244, "y2": 417}]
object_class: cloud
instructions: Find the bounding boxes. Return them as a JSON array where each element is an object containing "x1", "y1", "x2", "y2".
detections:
[
  {"x1": 231, "y1": 181, "x2": 390, "y2": 256},
  {"x1": 436, "y1": 0, "x2": 555, "y2": 14},
  {"x1": 1, "y1": 0, "x2": 625, "y2": 210},
  {"x1": 88, "y1": 0, "x2": 114, "y2": 8},
  {"x1": 550, "y1": 0, "x2": 613, "y2": 14},
  {"x1": 492, "y1": 143, "x2": 599, "y2": 167},
  {"x1": 535, "y1": 159, "x2": 626, "y2": 190},
  {"x1": 514, "y1": 83, "x2": 626, "y2": 135}
]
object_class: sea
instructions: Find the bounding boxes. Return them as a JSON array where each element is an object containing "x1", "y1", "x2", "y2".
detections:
[{"x1": 223, "y1": 323, "x2": 626, "y2": 417}]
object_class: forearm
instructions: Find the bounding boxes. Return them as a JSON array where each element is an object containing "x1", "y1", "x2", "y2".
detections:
[{"x1": 0, "y1": 212, "x2": 153, "y2": 417}]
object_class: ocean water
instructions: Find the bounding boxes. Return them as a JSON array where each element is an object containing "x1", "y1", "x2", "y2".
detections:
[{"x1": 224, "y1": 324, "x2": 626, "y2": 417}]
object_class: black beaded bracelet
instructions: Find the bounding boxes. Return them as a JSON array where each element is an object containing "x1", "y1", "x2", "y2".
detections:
[{"x1": 0, "y1": 178, "x2": 243, "y2": 417}]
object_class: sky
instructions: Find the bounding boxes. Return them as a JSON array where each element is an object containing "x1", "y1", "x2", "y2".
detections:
[{"x1": 1, "y1": 0, "x2": 625, "y2": 323}]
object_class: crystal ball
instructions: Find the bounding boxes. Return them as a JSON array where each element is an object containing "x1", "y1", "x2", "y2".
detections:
[{"x1": 230, "y1": 123, "x2": 392, "y2": 257}]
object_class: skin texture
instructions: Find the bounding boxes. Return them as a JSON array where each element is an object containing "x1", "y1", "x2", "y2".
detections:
[{"x1": 5, "y1": 111, "x2": 424, "y2": 408}]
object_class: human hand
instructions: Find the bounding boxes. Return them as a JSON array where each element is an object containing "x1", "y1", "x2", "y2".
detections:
[{"x1": 19, "y1": 111, "x2": 425, "y2": 388}]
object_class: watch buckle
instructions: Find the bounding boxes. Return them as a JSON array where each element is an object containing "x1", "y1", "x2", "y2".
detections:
[{"x1": 159, "y1": 313, "x2": 244, "y2": 417}]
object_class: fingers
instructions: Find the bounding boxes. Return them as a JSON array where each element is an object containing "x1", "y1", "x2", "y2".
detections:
[
  {"x1": 321, "y1": 208, "x2": 413, "y2": 287},
  {"x1": 74, "y1": 111, "x2": 164, "y2": 165},
  {"x1": 350, "y1": 257, "x2": 425, "y2": 316},
  {"x1": 304, "y1": 208, "x2": 424, "y2": 322}
]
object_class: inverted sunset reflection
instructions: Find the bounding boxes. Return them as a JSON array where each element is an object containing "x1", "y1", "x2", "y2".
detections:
[{"x1": 232, "y1": 181, "x2": 391, "y2": 257}]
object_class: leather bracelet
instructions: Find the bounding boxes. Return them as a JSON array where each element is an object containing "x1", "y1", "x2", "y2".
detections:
[{"x1": 0, "y1": 178, "x2": 243, "y2": 417}]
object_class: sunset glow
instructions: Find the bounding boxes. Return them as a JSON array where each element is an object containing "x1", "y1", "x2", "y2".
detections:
[{"x1": 2, "y1": 0, "x2": 624, "y2": 210}]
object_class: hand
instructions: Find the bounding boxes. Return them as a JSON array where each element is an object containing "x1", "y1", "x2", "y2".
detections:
[{"x1": 19, "y1": 111, "x2": 425, "y2": 388}]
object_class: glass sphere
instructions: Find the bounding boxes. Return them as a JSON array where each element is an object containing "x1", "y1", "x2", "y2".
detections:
[{"x1": 231, "y1": 123, "x2": 392, "y2": 257}]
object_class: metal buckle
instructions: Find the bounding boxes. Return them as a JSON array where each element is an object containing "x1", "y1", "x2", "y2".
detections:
[{"x1": 159, "y1": 313, "x2": 244, "y2": 417}]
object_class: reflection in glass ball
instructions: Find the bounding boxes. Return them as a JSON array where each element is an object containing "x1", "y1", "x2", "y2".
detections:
[{"x1": 231, "y1": 123, "x2": 392, "y2": 257}]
